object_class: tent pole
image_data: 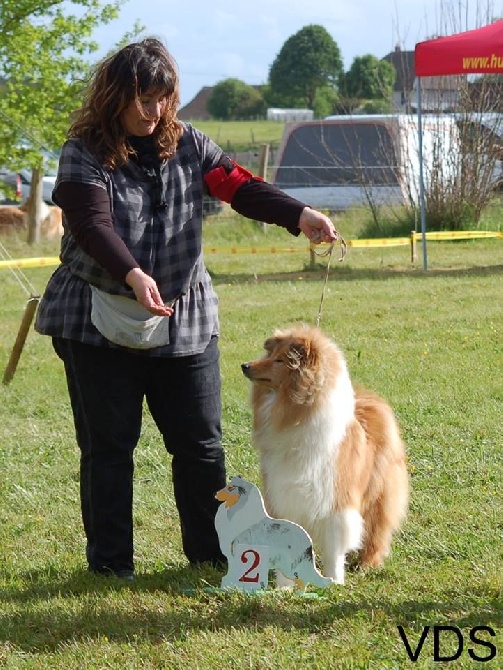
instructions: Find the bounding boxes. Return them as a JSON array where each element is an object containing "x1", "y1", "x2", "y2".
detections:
[{"x1": 417, "y1": 78, "x2": 428, "y2": 270}]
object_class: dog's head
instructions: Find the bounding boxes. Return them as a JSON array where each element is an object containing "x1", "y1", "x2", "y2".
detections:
[{"x1": 241, "y1": 325, "x2": 342, "y2": 405}]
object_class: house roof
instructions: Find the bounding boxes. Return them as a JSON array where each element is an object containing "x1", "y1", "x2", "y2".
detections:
[
  {"x1": 382, "y1": 46, "x2": 416, "y2": 92},
  {"x1": 178, "y1": 86, "x2": 214, "y2": 121}
]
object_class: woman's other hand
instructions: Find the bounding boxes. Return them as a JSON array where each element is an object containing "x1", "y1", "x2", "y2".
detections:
[{"x1": 125, "y1": 268, "x2": 174, "y2": 316}]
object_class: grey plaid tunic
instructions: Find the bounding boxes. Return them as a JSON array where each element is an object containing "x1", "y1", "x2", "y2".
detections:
[{"x1": 35, "y1": 123, "x2": 224, "y2": 356}]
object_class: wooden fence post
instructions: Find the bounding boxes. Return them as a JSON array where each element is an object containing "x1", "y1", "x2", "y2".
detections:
[
  {"x1": 410, "y1": 231, "x2": 417, "y2": 264},
  {"x1": 257, "y1": 144, "x2": 270, "y2": 232},
  {"x1": 3, "y1": 296, "x2": 40, "y2": 385}
]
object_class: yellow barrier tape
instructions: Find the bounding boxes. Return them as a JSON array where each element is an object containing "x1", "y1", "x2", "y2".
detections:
[
  {"x1": 347, "y1": 237, "x2": 410, "y2": 248},
  {"x1": 0, "y1": 256, "x2": 60, "y2": 269},
  {"x1": 413, "y1": 230, "x2": 503, "y2": 241},
  {"x1": 205, "y1": 247, "x2": 302, "y2": 255},
  {"x1": 0, "y1": 231, "x2": 501, "y2": 269}
]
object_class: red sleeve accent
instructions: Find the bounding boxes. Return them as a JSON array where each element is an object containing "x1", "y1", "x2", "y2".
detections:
[{"x1": 204, "y1": 163, "x2": 263, "y2": 203}]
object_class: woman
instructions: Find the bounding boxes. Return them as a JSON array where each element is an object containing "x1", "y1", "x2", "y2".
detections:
[{"x1": 35, "y1": 38, "x2": 338, "y2": 580}]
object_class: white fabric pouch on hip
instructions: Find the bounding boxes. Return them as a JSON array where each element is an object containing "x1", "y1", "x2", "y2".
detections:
[{"x1": 90, "y1": 286, "x2": 170, "y2": 349}]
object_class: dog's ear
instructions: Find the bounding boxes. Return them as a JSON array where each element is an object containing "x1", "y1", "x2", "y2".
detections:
[
  {"x1": 287, "y1": 336, "x2": 323, "y2": 405},
  {"x1": 288, "y1": 337, "x2": 318, "y2": 369}
]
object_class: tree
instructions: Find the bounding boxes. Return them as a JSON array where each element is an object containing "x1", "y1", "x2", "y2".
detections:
[
  {"x1": 313, "y1": 85, "x2": 340, "y2": 118},
  {"x1": 339, "y1": 54, "x2": 396, "y2": 102},
  {"x1": 360, "y1": 99, "x2": 394, "y2": 114},
  {"x1": 0, "y1": 1, "x2": 141, "y2": 242},
  {"x1": 268, "y1": 25, "x2": 343, "y2": 111},
  {"x1": 207, "y1": 78, "x2": 266, "y2": 120}
]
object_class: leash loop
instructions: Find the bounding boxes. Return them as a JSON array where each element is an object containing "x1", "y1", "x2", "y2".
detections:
[{"x1": 311, "y1": 230, "x2": 347, "y2": 328}]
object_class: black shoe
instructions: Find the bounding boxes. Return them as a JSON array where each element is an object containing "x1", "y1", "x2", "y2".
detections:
[
  {"x1": 114, "y1": 569, "x2": 135, "y2": 582},
  {"x1": 90, "y1": 567, "x2": 135, "y2": 582}
]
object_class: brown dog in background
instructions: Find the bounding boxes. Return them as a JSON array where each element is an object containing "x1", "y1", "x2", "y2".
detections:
[
  {"x1": 241, "y1": 324, "x2": 409, "y2": 585},
  {"x1": 0, "y1": 202, "x2": 63, "y2": 239}
]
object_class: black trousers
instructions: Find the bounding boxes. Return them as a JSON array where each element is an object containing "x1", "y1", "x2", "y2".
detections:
[{"x1": 53, "y1": 336, "x2": 227, "y2": 573}]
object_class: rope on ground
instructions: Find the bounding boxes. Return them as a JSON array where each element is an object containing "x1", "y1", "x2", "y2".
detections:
[{"x1": 0, "y1": 240, "x2": 38, "y2": 297}]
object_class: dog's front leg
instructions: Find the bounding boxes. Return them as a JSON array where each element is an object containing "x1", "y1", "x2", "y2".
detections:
[
  {"x1": 320, "y1": 509, "x2": 364, "y2": 585},
  {"x1": 321, "y1": 544, "x2": 346, "y2": 584}
]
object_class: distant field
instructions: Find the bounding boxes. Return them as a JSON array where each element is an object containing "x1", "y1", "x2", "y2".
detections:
[{"x1": 184, "y1": 119, "x2": 286, "y2": 151}]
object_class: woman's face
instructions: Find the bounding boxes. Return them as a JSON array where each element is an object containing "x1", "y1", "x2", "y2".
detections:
[{"x1": 121, "y1": 89, "x2": 167, "y2": 136}]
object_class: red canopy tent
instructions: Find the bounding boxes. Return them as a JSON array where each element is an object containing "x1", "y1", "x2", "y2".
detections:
[
  {"x1": 414, "y1": 20, "x2": 503, "y2": 268},
  {"x1": 415, "y1": 20, "x2": 503, "y2": 77}
]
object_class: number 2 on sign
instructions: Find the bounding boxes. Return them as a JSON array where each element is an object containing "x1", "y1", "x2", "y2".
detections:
[
  {"x1": 239, "y1": 549, "x2": 260, "y2": 582},
  {"x1": 232, "y1": 544, "x2": 270, "y2": 590}
]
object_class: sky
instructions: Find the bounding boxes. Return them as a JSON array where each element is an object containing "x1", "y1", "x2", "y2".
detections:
[{"x1": 91, "y1": 0, "x2": 499, "y2": 107}]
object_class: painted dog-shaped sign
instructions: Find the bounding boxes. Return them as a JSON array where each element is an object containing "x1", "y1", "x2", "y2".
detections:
[{"x1": 215, "y1": 476, "x2": 332, "y2": 592}]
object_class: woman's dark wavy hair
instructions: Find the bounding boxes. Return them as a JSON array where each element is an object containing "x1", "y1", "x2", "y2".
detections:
[{"x1": 69, "y1": 38, "x2": 183, "y2": 169}]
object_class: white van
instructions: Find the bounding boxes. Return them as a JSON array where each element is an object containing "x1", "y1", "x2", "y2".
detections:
[{"x1": 271, "y1": 114, "x2": 461, "y2": 211}]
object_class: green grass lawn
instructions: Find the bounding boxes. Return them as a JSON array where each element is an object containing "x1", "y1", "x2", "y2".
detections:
[{"x1": 0, "y1": 218, "x2": 501, "y2": 669}]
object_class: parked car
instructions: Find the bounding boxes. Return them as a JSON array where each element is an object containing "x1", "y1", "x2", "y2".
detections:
[
  {"x1": 272, "y1": 114, "x2": 462, "y2": 211},
  {"x1": 0, "y1": 169, "x2": 25, "y2": 203},
  {"x1": 0, "y1": 168, "x2": 56, "y2": 205},
  {"x1": 455, "y1": 112, "x2": 503, "y2": 189},
  {"x1": 0, "y1": 147, "x2": 60, "y2": 205},
  {"x1": 0, "y1": 167, "x2": 57, "y2": 205}
]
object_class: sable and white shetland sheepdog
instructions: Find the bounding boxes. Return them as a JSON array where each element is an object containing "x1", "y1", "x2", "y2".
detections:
[
  {"x1": 241, "y1": 324, "x2": 409, "y2": 585},
  {"x1": 0, "y1": 203, "x2": 63, "y2": 239}
]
